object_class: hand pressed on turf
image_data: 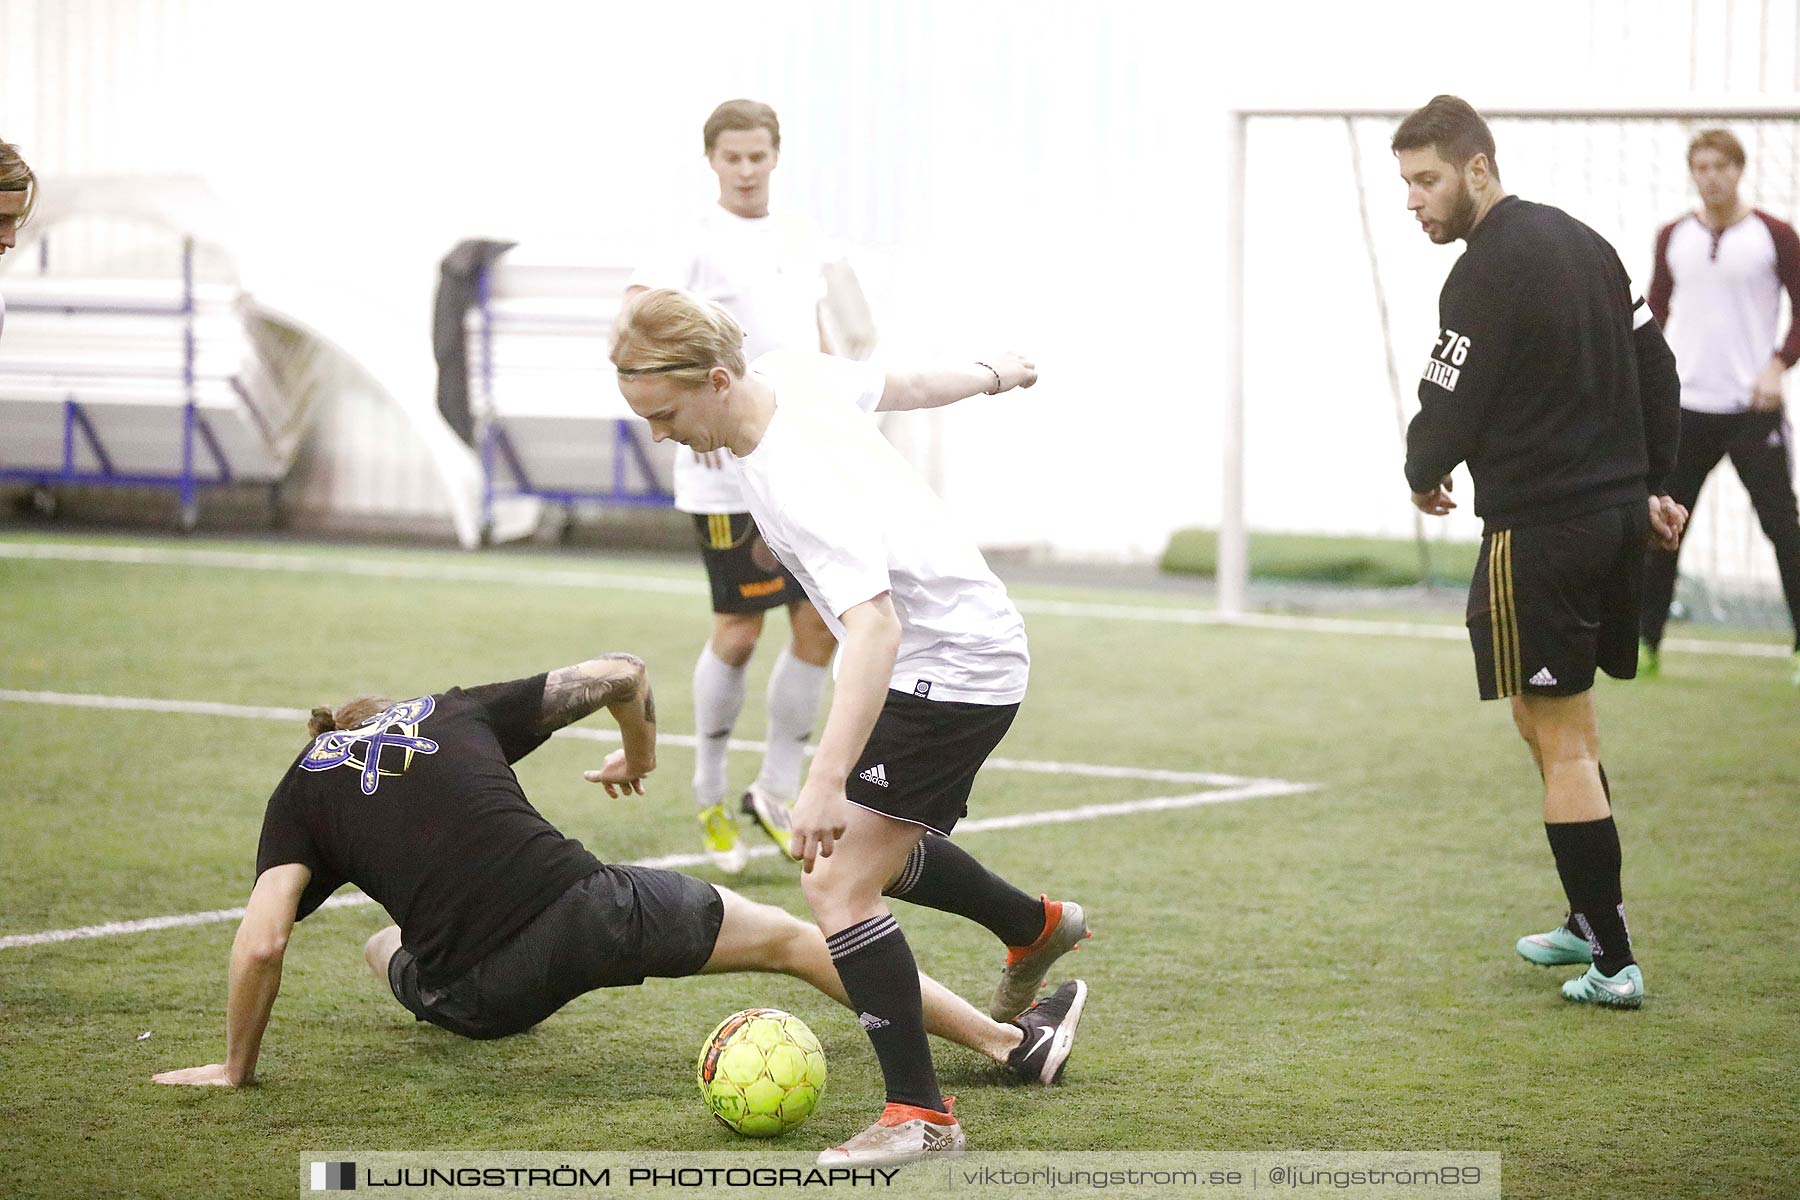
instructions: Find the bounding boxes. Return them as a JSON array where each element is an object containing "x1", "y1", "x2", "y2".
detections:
[{"x1": 583, "y1": 749, "x2": 652, "y2": 797}]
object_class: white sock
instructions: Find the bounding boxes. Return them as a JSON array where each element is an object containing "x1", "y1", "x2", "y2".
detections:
[
  {"x1": 755, "y1": 648, "x2": 829, "y2": 799},
  {"x1": 692, "y1": 643, "x2": 747, "y2": 808}
]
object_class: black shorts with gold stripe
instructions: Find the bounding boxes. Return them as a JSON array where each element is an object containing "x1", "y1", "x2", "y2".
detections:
[
  {"x1": 1465, "y1": 499, "x2": 1650, "y2": 701},
  {"x1": 690, "y1": 512, "x2": 805, "y2": 614}
]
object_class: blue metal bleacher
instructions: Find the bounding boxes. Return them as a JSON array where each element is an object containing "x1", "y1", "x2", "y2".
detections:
[
  {"x1": 0, "y1": 214, "x2": 308, "y2": 530},
  {"x1": 465, "y1": 252, "x2": 674, "y2": 540}
]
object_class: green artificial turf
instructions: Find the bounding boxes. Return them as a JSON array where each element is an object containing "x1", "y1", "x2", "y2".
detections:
[{"x1": 1, "y1": 532, "x2": 1795, "y2": 1198}]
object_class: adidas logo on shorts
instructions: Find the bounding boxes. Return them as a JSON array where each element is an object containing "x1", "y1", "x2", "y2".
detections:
[
  {"x1": 858, "y1": 764, "x2": 890, "y2": 788},
  {"x1": 1529, "y1": 667, "x2": 1559, "y2": 687}
]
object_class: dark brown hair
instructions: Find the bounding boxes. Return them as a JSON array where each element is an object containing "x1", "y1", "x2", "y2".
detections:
[{"x1": 1392, "y1": 95, "x2": 1499, "y2": 176}]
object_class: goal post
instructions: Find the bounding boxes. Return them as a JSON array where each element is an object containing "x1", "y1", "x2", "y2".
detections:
[{"x1": 1223, "y1": 100, "x2": 1800, "y2": 623}]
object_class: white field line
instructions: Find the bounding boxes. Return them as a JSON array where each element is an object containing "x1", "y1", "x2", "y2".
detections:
[
  {"x1": 0, "y1": 689, "x2": 1314, "y2": 950},
  {"x1": 0, "y1": 782, "x2": 1313, "y2": 951},
  {"x1": 0, "y1": 892, "x2": 376, "y2": 950},
  {"x1": 0, "y1": 785, "x2": 1316, "y2": 951},
  {"x1": 0, "y1": 690, "x2": 1272, "y2": 789},
  {"x1": 1016, "y1": 597, "x2": 1790, "y2": 659},
  {"x1": 0, "y1": 691, "x2": 310, "y2": 722},
  {"x1": 2, "y1": 541, "x2": 1785, "y2": 659}
]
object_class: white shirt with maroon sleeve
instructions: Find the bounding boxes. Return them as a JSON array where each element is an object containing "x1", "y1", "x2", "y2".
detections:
[{"x1": 1649, "y1": 209, "x2": 1800, "y2": 414}]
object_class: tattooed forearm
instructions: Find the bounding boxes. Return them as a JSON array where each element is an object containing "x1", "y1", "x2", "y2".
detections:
[
  {"x1": 535, "y1": 653, "x2": 647, "y2": 733},
  {"x1": 642, "y1": 683, "x2": 657, "y2": 725}
]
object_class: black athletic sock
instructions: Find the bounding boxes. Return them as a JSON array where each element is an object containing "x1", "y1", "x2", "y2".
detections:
[
  {"x1": 1544, "y1": 817, "x2": 1635, "y2": 974},
  {"x1": 882, "y1": 835, "x2": 1045, "y2": 947},
  {"x1": 826, "y1": 914, "x2": 944, "y2": 1111},
  {"x1": 1553, "y1": 766, "x2": 1613, "y2": 937}
]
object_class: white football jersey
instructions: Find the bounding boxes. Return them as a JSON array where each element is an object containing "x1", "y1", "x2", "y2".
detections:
[{"x1": 729, "y1": 350, "x2": 1030, "y2": 705}]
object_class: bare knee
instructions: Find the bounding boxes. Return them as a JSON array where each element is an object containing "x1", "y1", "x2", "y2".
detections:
[
  {"x1": 1509, "y1": 697, "x2": 1538, "y2": 749},
  {"x1": 787, "y1": 602, "x2": 837, "y2": 666},
  {"x1": 800, "y1": 857, "x2": 889, "y2": 931},
  {"x1": 736, "y1": 894, "x2": 816, "y2": 972},
  {"x1": 705, "y1": 887, "x2": 818, "y2": 976},
  {"x1": 711, "y1": 612, "x2": 764, "y2": 667},
  {"x1": 363, "y1": 925, "x2": 402, "y2": 979},
  {"x1": 1517, "y1": 692, "x2": 1600, "y2": 767},
  {"x1": 764, "y1": 911, "x2": 821, "y2": 977},
  {"x1": 799, "y1": 867, "x2": 839, "y2": 923}
]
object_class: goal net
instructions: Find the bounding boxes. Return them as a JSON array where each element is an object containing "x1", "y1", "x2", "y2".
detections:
[{"x1": 1226, "y1": 104, "x2": 1800, "y2": 630}]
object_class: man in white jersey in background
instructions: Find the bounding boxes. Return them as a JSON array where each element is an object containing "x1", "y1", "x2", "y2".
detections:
[
  {"x1": 0, "y1": 139, "x2": 39, "y2": 340},
  {"x1": 1640, "y1": 128, "x2": 1800, "y2": 684},
  {"x1": 611, "y1": 290, "x2": 1090, "y2": 1166},
  {"x1": 621, "y1": 100, "x2": 848, "y2": 871}
]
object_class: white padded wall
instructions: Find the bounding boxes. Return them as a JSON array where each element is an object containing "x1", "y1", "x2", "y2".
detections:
[{"x1": 6, "y1": 0, "x2": 1796, "y2": 554}]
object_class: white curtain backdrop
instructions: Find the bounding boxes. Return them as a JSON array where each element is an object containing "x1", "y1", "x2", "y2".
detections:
[{"x1": 2, "y1": 0, "x2": 1793, "y2": 556}]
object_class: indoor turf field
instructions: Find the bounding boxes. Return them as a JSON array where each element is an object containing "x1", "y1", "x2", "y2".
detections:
[{"x1": 1, "y1": 531, "x2": 1795, "y2": 1199}]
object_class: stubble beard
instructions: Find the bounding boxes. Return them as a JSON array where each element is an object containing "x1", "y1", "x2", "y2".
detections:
[{"x1": 1440, "y1": 177, "x2": 1479, "y2": 242}]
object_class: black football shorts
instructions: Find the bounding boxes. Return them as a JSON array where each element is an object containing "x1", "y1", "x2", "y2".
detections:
[
  {"x1": 1466, "y1": 499, "x2": 1650, "y2": 701},
  {"x1": 843, "y1": 689, "x2": 1020, "y2": 835},
  {"x1": 387, "y1": 865, "x2": 724, "y2": 1040},
  {"x1": 691, "y1": 512, "x2": 805, "y2": 614}
]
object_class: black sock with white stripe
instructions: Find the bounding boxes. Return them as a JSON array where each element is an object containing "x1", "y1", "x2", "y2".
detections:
[
  {"x1": 882, "y1": 835, "x2": 1046, "y2": 948},
  {"x1": 1545, "y1": 817, "x2": 1635, "y2": 975},
  {"x1": 826, "y1": 914, "x2": 944, "y2": 1112},
  {"x1": 1556, "y1": 765, "x2": 1613, "y2": 939}
]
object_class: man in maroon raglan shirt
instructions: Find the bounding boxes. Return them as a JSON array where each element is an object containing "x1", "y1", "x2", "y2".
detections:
[{"x1": 1641, "y1": 128, "x2": 1800, "y2": 684}]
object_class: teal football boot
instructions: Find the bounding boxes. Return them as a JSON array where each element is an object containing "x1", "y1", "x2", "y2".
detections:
[
  {"x1": 1516, "y1": 923, "x2": 1594, "y2": 967},
  {"x1": 1561, "y1": 964, "x2": 1644, "y2": 1008}
]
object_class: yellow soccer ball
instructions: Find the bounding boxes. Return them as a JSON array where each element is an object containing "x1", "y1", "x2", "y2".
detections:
[{"x1": 696, "y1": 1008, "x2": 828, "y2": 1137}]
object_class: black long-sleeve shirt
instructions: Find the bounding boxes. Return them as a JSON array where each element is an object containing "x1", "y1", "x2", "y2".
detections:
[{"x1": 1404, "y1": 196, "x2": 1682, "y2": 531}]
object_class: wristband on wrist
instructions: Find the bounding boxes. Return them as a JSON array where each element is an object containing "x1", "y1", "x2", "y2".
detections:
[{"x1": 974, "y1": 360, "x2": 1003, "y2": 395}]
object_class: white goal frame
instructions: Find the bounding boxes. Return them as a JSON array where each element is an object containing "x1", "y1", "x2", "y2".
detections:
[{"x1": 1222, "y1": 99, "x2": 1800, "y2": 616}]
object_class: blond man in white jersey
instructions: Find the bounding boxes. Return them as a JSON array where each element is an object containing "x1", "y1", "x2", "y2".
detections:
[
  {"x1": 0, "y1": 139, "x2": 39, "y2": 341},
  {"x1": 611, "y1": 291, "x2": 1091, "y2": 1166},
  {"x1": 621, "y1": 100, "x2": 840, "y2": 871}
]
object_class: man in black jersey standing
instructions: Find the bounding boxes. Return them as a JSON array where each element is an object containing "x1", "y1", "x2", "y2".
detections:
[
  {"x1": 150, "y1": 653, "x2": 1082, "y2": 1091},
  {"x1": 1393, "y1": 96, "x2": 1688, "y2": 1008}
]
